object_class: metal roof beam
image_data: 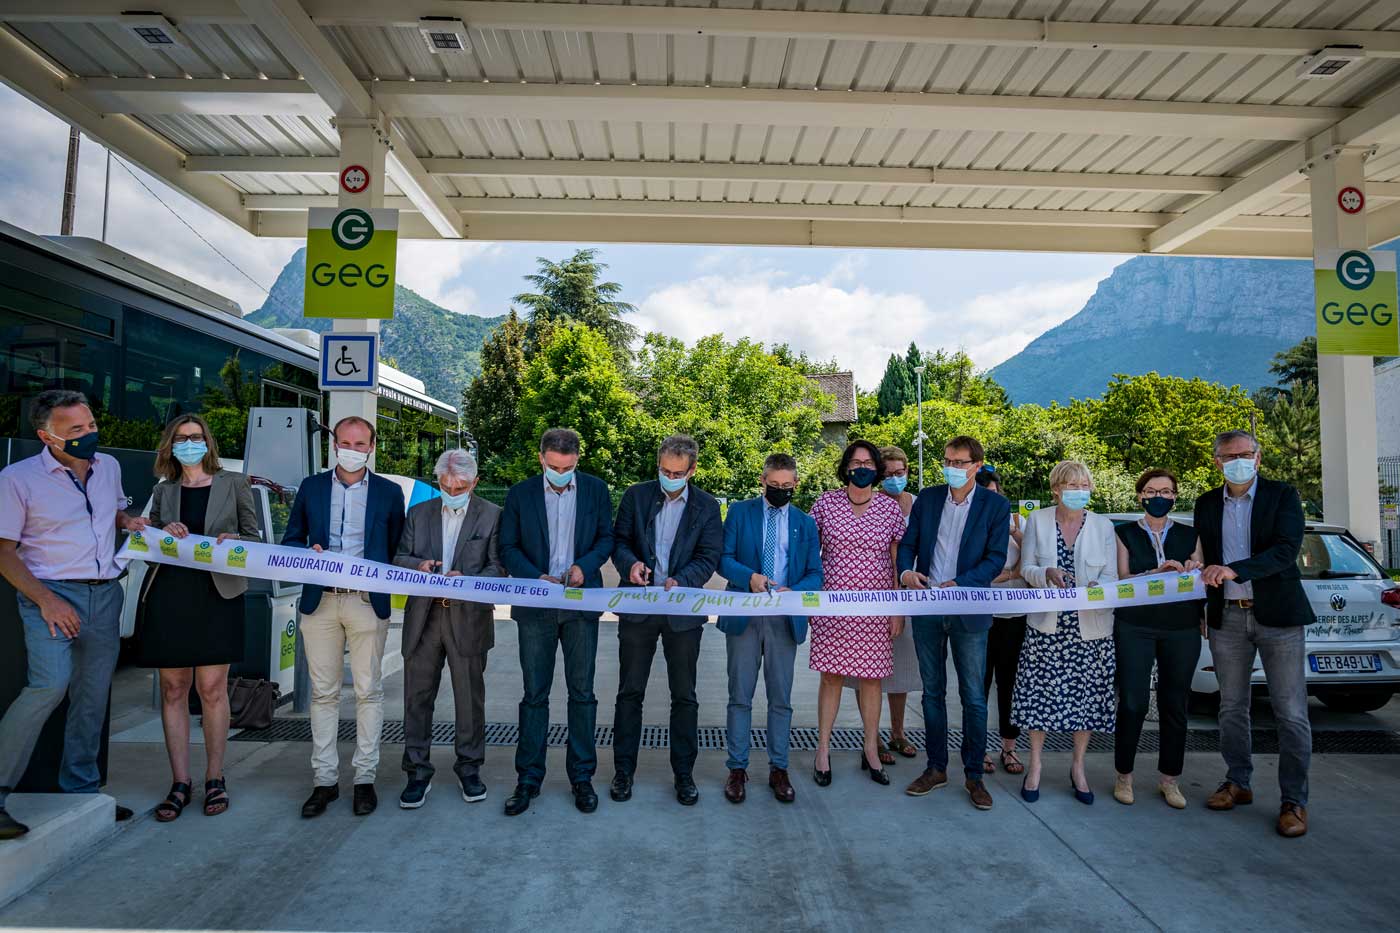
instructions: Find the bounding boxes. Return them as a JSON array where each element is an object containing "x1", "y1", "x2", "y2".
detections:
[
  {"x1": 73, "y1": 77, "x2": 328, "y2": 116},
  {"x1": 384, "y1": 124, "x2": 464, "y2": 238},
  {"x1": 12, "y1": 2, "x2": 1400, "y2": 58},
  {"x1": 375, "y1": 82, "x2": 1347, "y2": 142},
  {"x1": 234, "y1": 0, "x2": 371, "y2": 119},
  {"x1": 1148, "y1": 79, "x2": 1400, "y2": 253},
  {"x1": 0, "y1": 27, "x2": 252, "y2": 233}
]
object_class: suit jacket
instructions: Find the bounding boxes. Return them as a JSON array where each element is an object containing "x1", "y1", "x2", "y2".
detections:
[
  {"x1": 896, "y1": 485, "x2": 1011, "y2": 633},
  {"x1": 282, "y1": 469, "x2": 405, "y2": 620},
  {"x1": 610, "y1": 479, "x2": 723, "y2": 631},
  {"x1": 1194, "y1": 476, "x2": 1314, "y2": 629},
  {"x1": 394, "y1": 495, "x2": 503, "y2": 658},
  {"x1": 145, "y1": 470, "x2": 262, "y2": 600},
  {"x1": 717, "y1": 496, "x2": 824, "y2": 644},
  {"x1": 1019, "y1": 506, "x2": 1118, "y2": 640},
  {"x1": 498, "y1": 471, "x2": 614, "y2": 623}
]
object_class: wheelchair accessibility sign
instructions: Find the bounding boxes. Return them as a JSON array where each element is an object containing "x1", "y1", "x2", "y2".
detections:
[{"x1": 319, "y1": 333, "x2": 378, "y2": 391}]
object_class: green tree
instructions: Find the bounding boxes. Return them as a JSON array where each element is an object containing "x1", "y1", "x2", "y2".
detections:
[
  {"x1": 462, "y1": 310, "x2": 528, "y2": 479},
  {"x1": 1269, "y1": 336, "x2": 1318, "y2": 389},
  {"x1": 876, "y1": 353, "x2": 914, "y2": 416},
  {"x1": 769, "y1": 343, "x2": 841, "y2": 374},
  {"x1": 906, "y1": 342, "x2": 926, "y2": 401},
  {"x1": 514, "y1": 249, "x2": 638, "y2": 363},
  {"x1": 509, "y1": 324, "x2": 640, "y2": 488},
  {"x1": 1261, "y1": 381, "x2": 1322, "y2": 514},
  {"x1": 632, "y1": 334, "x2": 829, "y2": 499}
]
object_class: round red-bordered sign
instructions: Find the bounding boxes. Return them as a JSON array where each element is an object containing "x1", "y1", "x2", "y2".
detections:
[
  {"x1": 1338, "y1": 186, "x2": 1365, "y2": 214},
  {"x1": 339, "y1": 164, "x2": 370, "y2": 195}
]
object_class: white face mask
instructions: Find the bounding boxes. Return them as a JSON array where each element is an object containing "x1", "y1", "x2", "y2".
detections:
[{"x1": 336, "y1": 447, "x2": 369, "y2": 472}]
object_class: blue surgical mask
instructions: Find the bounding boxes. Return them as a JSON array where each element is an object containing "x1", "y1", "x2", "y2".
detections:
[
  {"x1": 544, "y1": 467, "x2": 575, "y2": 488},
  {"x1": 881, "y1": 475, "x2": 907, "y2": 495},
  {"x1": 57, "y1": 431, "x2": 100, "y2": 461},
  {"x1": 849, "y1": 467, "x2": 878, "y2": 489},
  {"x1": 441, "y1": 490, "x2": 471, "y2": 511},
  {"x1": 658, "y1": 472, "x2": 688, "y2": 494},
  {"x1": 172, "y1": 441, "x2": 208, "y2": 466},
  {"x1": 942, "y1": 466, "x2": 969, "y2": 488},
  {"x1": 1060, "y1": 489, "x2": 1091, "y2": 510},
  {"x1": 1222, "y1": 458, "x2": 1257, "y2": 485}
]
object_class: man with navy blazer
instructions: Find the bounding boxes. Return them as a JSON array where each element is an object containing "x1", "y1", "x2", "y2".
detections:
[
  {"x1": 718, "y1": 453, "x2": 823, "y2": 805},
  {"x1": 498, "y1": 428, "x2": 614, "y2": 817},
  {"x1": 282, "y1": 416, "x2": 405, "y2": 819},
  {"x1": 896, "y1": 435, "x2": 1009, "y2": 811},
  {"x1": 608, "y1": 435, "x2": 723, "y2": 807}
]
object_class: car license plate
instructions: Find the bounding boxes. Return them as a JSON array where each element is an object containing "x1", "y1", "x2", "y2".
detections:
[{"x1": 1309, "y1": 653, "x2": 1383, "y2": 674}]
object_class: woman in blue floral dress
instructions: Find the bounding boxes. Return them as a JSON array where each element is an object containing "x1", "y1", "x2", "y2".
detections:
[{"x1": 1011, "y1": 460, "x2": 1119, "y2": 804}]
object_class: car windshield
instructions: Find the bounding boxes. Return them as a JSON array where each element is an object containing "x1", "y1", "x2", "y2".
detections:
[{"x1": 1297, "y1": 532, "x2": 1382, "y2": 580}]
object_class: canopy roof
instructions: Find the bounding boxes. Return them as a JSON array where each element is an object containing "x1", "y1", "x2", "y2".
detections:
[{"x1": 5, "y1": 0, "x2": 1400, "y2": 256}]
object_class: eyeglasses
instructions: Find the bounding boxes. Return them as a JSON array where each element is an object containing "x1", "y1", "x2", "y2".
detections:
[
  {"x1": 1217, "y1": 451, "x2": 1256, "y2": 463},
  {"x1": 1140, "y1": 488, "x2": 1176, "y2": 498},
  {"x1": 943, "y1": 458, "x2": 977, "y2": 468},
  {"x1": 848, "y1": 458, "x2": 876, "y2": 469},
  {"x1": 174, "y1": 433, "x2": 205, "y2": 444},
  {"x1": 659, "y1": 467, "x2": 691, "y2": 480},
  {"x1": 766, "y1": 482, "x2": 797, "y2": 491}
]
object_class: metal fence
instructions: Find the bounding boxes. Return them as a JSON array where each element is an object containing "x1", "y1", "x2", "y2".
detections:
[{"x1": 1381, "y1": 457, "x2": 1400, "y2": 570}]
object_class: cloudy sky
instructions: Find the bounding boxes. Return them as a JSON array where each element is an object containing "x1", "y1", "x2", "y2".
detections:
[{"x1": 0, "y1": 83, "x2": 1126, "y2": 389}]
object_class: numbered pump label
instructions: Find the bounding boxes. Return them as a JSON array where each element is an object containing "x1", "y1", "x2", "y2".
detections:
[
  {"x1": 303, "y1": 207, "x2": 399, "y2": 320},
  {"x1": 1314, "y1": 249, "x2": 1400, "y2": 356}
]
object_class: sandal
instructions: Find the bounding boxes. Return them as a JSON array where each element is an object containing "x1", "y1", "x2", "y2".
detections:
[
  {"x1": 203, "y1": 777, "x2": 229, "y2": 817},
  {"x1": 999, "y1": 749, "x2": 1025, "y2": 775},
  {"x1": 877, "y1": 739, "x2": 896, "y2": 766},
  {"x1": 983, "y1": 754, "x2": 996, "y2": 774},
  {"x1": 888, "y1": 736, "x2": 917, "y2": 759},
  {"x1": 155, "y1": 782, "x2": 191, "y2": 823}
]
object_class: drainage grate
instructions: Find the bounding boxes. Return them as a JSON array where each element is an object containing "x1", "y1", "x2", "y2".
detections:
[{"x1": 230, "y1": 721, "x2": 1400, "y2": 754}]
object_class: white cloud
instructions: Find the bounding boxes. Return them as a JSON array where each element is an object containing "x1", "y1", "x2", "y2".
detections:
[
  {"x1": 397, "y1": 240, "x2": 503, "y2": 314},
  {"x1": 635, "y1": 271, "x2": 1103, "y2": 389}
]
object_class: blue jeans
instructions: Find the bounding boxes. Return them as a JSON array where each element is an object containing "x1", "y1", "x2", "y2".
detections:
[
  {"x1": 912, "y1": 617, "x2": 988, "y2": 780},
  {"x1": 0, "y1": 580, "x2": 123, "y2": 807},
  {"x1": 515, "y1": 612, "x2": 598, "y2": 786},
  {"x1": 724, "y1": 619, "x2": 798, "y2": 771},
  {"x1": 1209, "y1": 606, "x2": 1311, "y2": 805}
]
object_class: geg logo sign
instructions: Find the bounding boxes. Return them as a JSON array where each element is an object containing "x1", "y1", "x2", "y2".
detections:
[
  {"x1": 310, "y1": 209, "x2": 390, "y2": 288},
  {"x1": 303, "y1": 206, "x2": 399, "y2": 319},
  {"x1": 1336, "y1": 250, "x2": 1376, "y2": 290},
  {"x1": 331, "y1": 208, "x2": 374, "y2": 250},
  {"x1": 1320, "y1": 251, "x2": 1393, "y2": 328}
]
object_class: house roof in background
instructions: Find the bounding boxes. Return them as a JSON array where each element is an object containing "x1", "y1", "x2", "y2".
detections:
[{"x1": 807, "y1": 372, "x2": 858, "y2": 424}]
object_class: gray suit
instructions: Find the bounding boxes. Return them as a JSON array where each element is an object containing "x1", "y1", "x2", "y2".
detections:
[
  {"x1": 393, "y1": 495, "x2": 503, "y2": 783},
  {"x1": 144, "y1": 470, "x2": 261, "y2": 600}
]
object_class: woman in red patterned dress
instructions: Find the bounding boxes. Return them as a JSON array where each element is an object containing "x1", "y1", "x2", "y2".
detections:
[{"x1": 809, "y1": 440, "x2": 905, "y2": 787}]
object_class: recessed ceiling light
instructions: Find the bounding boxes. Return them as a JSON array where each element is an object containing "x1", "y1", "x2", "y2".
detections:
[
  {"x1": 419, "y1": 17, "x2": 472, "y2": 55},
  {"x1": 118, "y1": 13, "x2": 185, "y2": 50},
  {"x1": 1296, "y1": 45, "x2": 1365, "y2": 80}
]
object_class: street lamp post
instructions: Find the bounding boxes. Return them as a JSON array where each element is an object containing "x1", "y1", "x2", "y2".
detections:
[{"x1": 913, "y1": 364, "x2": 926, "y2": 489}]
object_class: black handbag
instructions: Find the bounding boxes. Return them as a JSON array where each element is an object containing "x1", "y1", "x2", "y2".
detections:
[{"x1": 227, "y1": 677, "x2": 279, "y2": 730}]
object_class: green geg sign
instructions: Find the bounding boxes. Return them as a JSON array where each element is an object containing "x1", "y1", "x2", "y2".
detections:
[
  {"x1": 1314, "y1": 249, "x2": 1399, "y2": 355},
  {"x1": 303, "y1": 207, "x2": 399, "y2": 319}
]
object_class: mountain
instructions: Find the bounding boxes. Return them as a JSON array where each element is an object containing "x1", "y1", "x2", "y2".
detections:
[
  {"x1": 991, "y1": 243, "x2": 1400, "y2": 405},
  {"x1": 246, "y1": 247, "x2": 505, "y2": 405}
]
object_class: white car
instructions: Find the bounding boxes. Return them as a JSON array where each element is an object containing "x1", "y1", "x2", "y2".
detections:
[{"x1": 1106, "y1": 515, "x2": 1400, "y2": 712}]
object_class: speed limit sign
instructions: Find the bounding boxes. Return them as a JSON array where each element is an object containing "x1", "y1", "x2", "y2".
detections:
[{"x1": 340, "y1": 164, "x2": 371, "y2": 195}]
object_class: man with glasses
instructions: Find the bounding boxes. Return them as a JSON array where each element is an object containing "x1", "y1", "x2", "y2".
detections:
[
  {"x1": 897, "y1": 435, "x2": 1010, "y2": 810},
  {"x1": 608, "y1": 435, "x2": 723, "y2": 806},
  {"x1": 1195, "y1": 430, "x2": 1315, "y2": 838},
  {"x1": 717, "y1": 453, "x2": 823, "y2": 804}
]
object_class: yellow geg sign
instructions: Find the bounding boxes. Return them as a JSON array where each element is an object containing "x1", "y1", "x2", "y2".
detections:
[
  {"x1": 303, "y1": 207, "x2": 399, "y2": 319},
  {"x1": 1314, "y1": 249, "x2": 1399, "y2": 355}
]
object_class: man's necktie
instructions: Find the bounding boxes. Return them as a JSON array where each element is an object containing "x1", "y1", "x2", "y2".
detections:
[{"x1": 762, "y1": 507, "x2": 778, "y2": 580}]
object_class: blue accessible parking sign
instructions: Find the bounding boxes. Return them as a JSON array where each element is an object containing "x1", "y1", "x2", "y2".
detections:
[{"x1": 319, "y1": 332, "x2": 379, "y2": 391}]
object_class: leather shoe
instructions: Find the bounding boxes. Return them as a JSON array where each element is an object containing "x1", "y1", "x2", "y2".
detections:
[
  {"x1": 300, "y1": 785, "x2": 339, "y2": 818},
  {"x1": 0, "y1": 807, "x2": 29, "y2": 839},
  {"x1": 675, "y1": 774, "x2": 700, "y2": 806},
  {"x1": 573, "y1": 781, "x2": 599, "y2": 813},
  {"x1": 1206, "y1": 781, "x2": 1253, "y2": 811},
  {"x1": 352, "y1": 783, "x2": 377, "y2": 816},
  {"x1": 1277, "y1": 802, "x2": 1308, "y2": 838},
  {"x1": 965, "y1": 778, "x2": 993, "y2": 811},
  {"x1": 724, "y1": 768, "x2": 748, "y2": 803},
  {"x1": 610, "y1": 773, "x2": 633, "y2": 802},
  {"x1": 905, "y1": 768, "x2": 948, "y2": 797},
  {"x1": 504, "y1": 783, "x2": 539, "y2": 817},
  {"x1": 115, "y1": 804, "x2": 134, "y2": 822},
  {"x1": 769, "y1": 768, "x2": 795, "y2": 804}
]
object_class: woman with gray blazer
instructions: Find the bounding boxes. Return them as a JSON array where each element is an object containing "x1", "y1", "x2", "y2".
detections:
[
  {"x1": 1010, "y1": 460, "x2": 1119, "y2": 806},
  {"x1": 132, "y1": 414, "x2": 260, "y2": 821}
]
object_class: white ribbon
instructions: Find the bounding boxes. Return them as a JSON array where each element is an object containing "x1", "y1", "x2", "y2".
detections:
[{"x1": 120, "y1": 530, "x2": 1206, "y2": 619}]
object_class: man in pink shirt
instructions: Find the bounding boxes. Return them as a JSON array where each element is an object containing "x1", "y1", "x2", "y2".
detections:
[{"x1": 0, "y1": 390, "x2": 148, "y2": 840}]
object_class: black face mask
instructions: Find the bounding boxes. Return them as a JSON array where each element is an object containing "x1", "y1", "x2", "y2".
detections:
[
  {"x1": 764, "y1": 486, "x2": 793, "y2": 508},
  {"x1": 848, "y1": 467, "x2": 878, "y2": 489},
  {"x1": 54, "y1": 430, "x2": 100, "y2": 461},
  {"x1": 1142, "y1": 495, "x2": 1174, "y2": 518}
]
